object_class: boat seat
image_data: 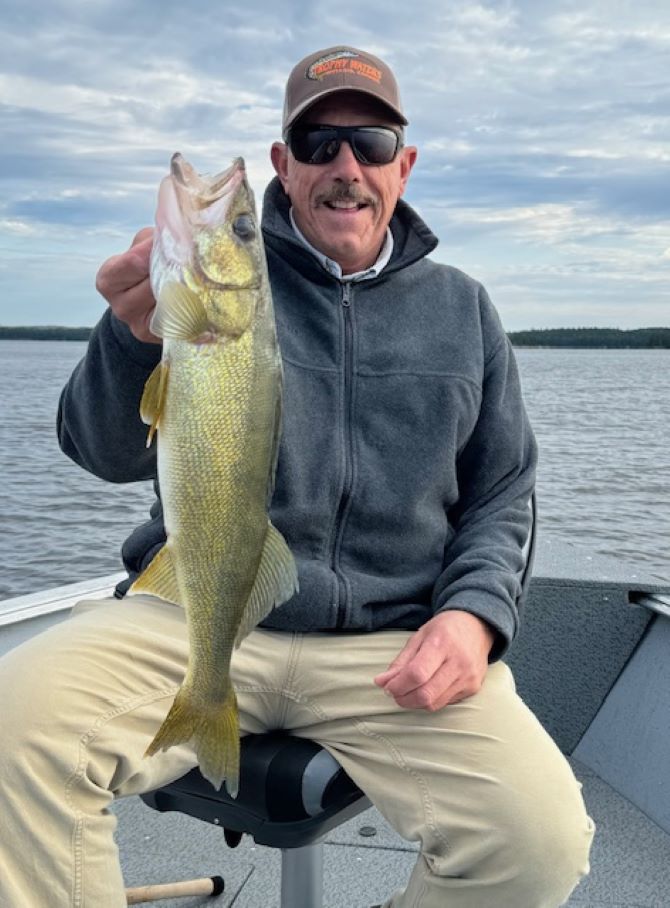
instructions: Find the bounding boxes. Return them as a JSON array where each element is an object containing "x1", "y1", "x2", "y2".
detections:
[{"x1": 137, "y1": 732, "x2": 371, "y2": 907}]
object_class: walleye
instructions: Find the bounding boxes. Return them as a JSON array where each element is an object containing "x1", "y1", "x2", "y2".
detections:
[{"x1": 130, "y1": 153, "x2": 298, "y2": 795}]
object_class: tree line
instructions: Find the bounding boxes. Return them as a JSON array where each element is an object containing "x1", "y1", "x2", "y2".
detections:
[
  {"x1": 2, "y1": 325, "x2": 669, "y2": 348},
  {"x1": 0, "y1": 326, "x2": 92, "y2": 341},
  {"x1": 506, "y1": 327, "x2": 670, "y2": 348}
]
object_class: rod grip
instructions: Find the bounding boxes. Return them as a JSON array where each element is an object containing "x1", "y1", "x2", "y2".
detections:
[{"x1": 126, "y1": 875, "x2": 224, "y2": 903}]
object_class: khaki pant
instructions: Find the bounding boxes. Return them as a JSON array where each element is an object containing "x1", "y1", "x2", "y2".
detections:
[{"x1": 0, "y1": 595, "x2": 594, "y2": 907}]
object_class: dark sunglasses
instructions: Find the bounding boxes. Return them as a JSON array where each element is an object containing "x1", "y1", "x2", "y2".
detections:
[{"x1": 286, "y1": 124, "x2": 403, "y2": 166}]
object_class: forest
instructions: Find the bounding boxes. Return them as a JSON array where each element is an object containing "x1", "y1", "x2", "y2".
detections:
[
  {"x1": 506, "y1": 327, "x2": 670, "y2": 348},
  {"x1": 0, "y1": 326, "x2": 92, "y2": 341}
]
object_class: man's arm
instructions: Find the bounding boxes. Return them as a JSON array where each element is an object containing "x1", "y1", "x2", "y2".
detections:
[
  {"x1": 57, "y1": 229, "x2": 163, "y2": 482},
  {"x1": 376, "y1": 289, "x2": 537, "y2": 709},
  {"x1": 431, "y1": 333, "x2": 536, "y2": 654}
]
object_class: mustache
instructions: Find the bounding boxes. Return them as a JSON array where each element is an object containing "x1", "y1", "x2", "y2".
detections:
[{"x1": 315, "y1": 183, "x2": 378, "y2": 208}]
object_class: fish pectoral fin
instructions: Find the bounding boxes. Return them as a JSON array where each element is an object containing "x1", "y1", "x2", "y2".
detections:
[
  {"x1": 140, "y1": 361, "x2": 170, "y2": 446},
  {"x1": 234, "y1": 522, "x2": 299, "y2": 647},
  {"x1": 128, "y1": 544, "x2": 180, "y2": 604},
  {"x1": 151, "y1": 281, "x2": 211, "y2": 341}
]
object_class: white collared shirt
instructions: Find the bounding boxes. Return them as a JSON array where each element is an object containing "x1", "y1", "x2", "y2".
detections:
[{"x1": 289, "y1": 208, "x2": 394, "y2": 282}]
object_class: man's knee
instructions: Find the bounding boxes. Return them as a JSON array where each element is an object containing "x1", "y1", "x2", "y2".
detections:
[
  {"x1": 0, "y1": 598, "x2": 180, "y2": 767},
  {"x1": 498, "y1": 788, "x2": 595, "y2": 901},
  {"x1": 426, "y1": 778, "x2": 595, "y2": 905}
]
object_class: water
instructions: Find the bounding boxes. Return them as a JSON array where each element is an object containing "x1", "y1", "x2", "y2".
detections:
[
  {"x1": 517, "y1": 348, "x2": 668, "y2": 582},
  {"x1": 0, "y1": 340, "x2": 155, "y2": 601},
  {"x1": 0, "y1": 340, "x2": 668, "y2": 604}
]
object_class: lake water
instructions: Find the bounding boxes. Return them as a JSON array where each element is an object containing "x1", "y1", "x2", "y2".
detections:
[{"x1": 0, "y1": 340, "x2": 668, "y2": 605}]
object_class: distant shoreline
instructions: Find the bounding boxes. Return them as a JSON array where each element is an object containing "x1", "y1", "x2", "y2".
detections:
[
  {"x1": 1, "y1": 325, "x2": 669, "y2": 348},
  {"x1": 0, "y1": 326, "x2": 92, "y2": 341},
  {"x1": 506, "y1": 327, "x2": 670, "y2": 348}
]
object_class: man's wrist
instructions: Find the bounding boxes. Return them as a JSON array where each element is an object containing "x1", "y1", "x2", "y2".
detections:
[{"x1": 437, "y1": 609, "x2": 497, "y2": 656}]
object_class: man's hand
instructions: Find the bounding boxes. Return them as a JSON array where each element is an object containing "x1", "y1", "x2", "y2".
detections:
[
  {"x1": 374, "y1": 610, "x2": 496, "y2": 711},
  {"x1": 95, "y1": 227, "x2": 160, "y2": 344}
]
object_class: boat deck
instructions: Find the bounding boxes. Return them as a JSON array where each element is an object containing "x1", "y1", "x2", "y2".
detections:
[{"x1": 114, "y1": 755, "x2": 670, "y2": 906}]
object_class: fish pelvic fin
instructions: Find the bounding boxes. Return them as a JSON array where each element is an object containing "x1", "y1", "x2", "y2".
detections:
[
  {"x1": 146, "y1": 684, "x2": 240, "y2": 796},
  {"x1": 140, "y1": 360, "x2": 170, "y2": 447},
  {"x1": 152, "y1": 282, "x2": 211, "y2": 341},
  {"x1": 234, "y1": 521, "x2": 299, "y2": 648},
  {"x1": 128, "y1": 545, "x2": 180, "y2": 605}
]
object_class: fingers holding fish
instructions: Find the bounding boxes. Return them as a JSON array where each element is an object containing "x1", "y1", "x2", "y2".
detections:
[
  {"x1": 96, "y1": 228, "x2": 161, "y2": 344},
  {"x1": 111, "y1": 277, "x2": 159, "y2": 344},
  {"x1": 96, "y1": 228, "x2": 153, "y2": 298}
]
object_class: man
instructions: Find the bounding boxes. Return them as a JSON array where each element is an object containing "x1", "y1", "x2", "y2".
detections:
[{"x1": 0, "y1": 46, "x2": 594, "y2": 906}]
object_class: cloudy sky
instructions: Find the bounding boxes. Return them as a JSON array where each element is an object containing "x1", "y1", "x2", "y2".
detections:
[{"x1": 1, "y1": 0, "x2": 668, "y2": 330}]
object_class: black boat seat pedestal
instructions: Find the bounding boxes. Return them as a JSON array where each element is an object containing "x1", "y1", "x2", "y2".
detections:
[{"x1": 138, "y1": 732, "x2": 371, "y2": 908}]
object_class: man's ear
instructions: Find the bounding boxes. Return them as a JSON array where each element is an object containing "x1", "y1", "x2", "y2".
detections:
[
  {"x1": 271, "y1": 142, "x2": 290, "y2": 193},
  {"x1": 398, "y1": 146, "x2": 418, "y2": 197}
]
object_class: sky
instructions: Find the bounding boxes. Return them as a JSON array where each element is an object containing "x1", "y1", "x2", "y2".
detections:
[{"x1": 1, "y1": 0, "x2": 668, "y2": 330}]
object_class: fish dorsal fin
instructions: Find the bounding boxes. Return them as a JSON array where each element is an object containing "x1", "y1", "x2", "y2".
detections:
[
  {"x1": 151, "y1": 282, "x2": 210, "y2": 341},
  {"x1": 128, "y1": 544, "x2": 180, "y2": 605},
  {"x1": 234, "y1": 522, "x2": 298, "y2": 647},
  {"x1": 140, "y1": 360, "x2": 170, "y2": 446}
]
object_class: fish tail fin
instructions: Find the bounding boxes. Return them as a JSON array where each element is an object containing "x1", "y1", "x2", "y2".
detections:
[{"x1": 145, "y1": 683, "x2": 240, "y2": 797}]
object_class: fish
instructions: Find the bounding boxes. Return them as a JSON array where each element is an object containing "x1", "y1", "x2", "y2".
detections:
[{"x1": 129, "y1": 153, "x2": 298, "y2": 795}]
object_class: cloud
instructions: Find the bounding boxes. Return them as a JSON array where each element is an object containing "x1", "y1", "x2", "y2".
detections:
[{"x1": 0, "y1": 0, "x2": 668, "y2": 328}]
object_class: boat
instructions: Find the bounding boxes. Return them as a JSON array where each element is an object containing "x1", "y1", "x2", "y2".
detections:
[{"x1": 1, "y1": 536, "x2": 669, "y2": 906}]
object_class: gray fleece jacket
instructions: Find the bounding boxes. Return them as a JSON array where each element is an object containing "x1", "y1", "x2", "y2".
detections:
[{"x1": 58, "y1": 177, "x2": 537, "y2": 659}]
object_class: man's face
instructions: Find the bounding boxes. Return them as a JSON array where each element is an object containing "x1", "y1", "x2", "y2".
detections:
[{"x1": 271, "y1": 93, "x2": 417, "y2": 275}]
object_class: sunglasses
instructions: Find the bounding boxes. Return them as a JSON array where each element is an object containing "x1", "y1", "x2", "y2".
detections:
[{"x1": 286, "y1": 124, "x2": 403, "y2": 166}]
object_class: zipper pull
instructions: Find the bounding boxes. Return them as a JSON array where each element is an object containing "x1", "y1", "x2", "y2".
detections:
[{"x1": 341, "y1": 282, "x2": 352, "y2": 307}]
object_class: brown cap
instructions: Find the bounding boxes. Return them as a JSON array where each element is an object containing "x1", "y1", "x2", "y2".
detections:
[{"x1": 282, "y1": 45, "x2": 408, "y2": 137}]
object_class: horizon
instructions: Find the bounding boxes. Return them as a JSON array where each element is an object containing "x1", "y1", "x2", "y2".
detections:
[
  {"x1": 3, "y1": 324, "x2": 669, "y2": 334},
  {"x1": 1, "y1": 1, "x2": 668, "y2": 330}
]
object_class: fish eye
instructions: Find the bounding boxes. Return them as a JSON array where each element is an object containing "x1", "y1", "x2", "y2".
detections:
[{"x1": 232, "y1": 213, "x2": 255, "y2": 241}]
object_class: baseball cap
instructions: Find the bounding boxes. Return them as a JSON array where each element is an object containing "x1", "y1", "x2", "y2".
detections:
[{"x1": 282, "y1": 45, "x2": 408, "y2": 138}]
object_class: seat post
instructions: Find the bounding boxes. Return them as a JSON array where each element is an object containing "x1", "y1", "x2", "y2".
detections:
[{"x1": 280, "y1": 843, "x2": 324, "y2": 908}]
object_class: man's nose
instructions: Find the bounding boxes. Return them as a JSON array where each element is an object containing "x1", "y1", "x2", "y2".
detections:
[{"x1": 329, "y1": 139, "x2": 363, "y2": 179}]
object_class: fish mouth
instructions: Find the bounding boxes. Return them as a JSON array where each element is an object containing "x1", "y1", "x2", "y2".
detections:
[{"x1": 171, "y1": 153, "x2": 245, "y2": 206}]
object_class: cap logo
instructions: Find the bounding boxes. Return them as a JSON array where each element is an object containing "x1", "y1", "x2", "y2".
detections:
[{"x1": 307, "y1": 50, "x2": 382, "y2": 84}]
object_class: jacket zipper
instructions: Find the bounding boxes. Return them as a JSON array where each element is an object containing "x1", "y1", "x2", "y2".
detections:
[{"x1": 332, "y1": 281, "x2": 355, "y2": 627}]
